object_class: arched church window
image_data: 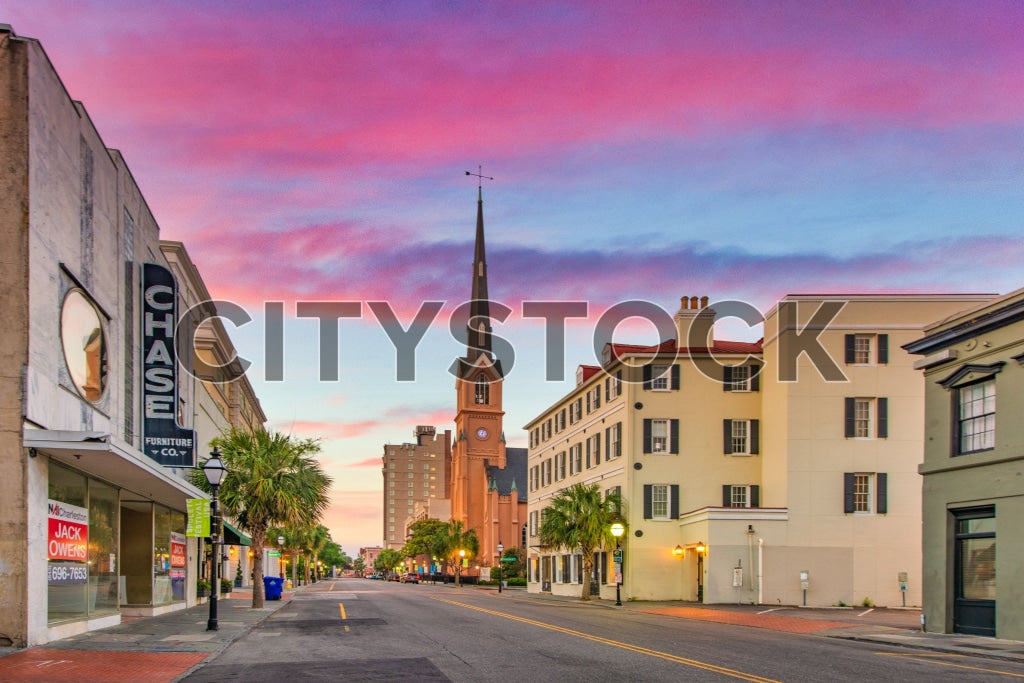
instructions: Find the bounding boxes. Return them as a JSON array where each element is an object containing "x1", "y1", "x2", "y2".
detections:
[{"x1": 475, "y1": 374, "x2": 489, "y2": 404}]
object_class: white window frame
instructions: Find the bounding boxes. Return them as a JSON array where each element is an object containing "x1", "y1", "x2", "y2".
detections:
[
  {"x1": 651, "y1": 484, "x2": 670, "y2": 520},
  {"x1": 853, "y1": 473, "x2": 873, "y2": 513},
  {"x1": 730, "y1": 485, "x2": 751, "y2": 508},
  {"x1": 731, "y1": 420, "x2": 751, "y2": 455},
  {"x1": 650, "y1": 364, "x2": 671, "y2": 391},
  {"x1": 651, "y1": 419, "x2": 669, "y2": 454},
  {"x1": 555, "y1": 451, "x2": 566, "y2": 480},
  {"x1": 958, "y1": 379, "x2": 996, "y2": 453},
  {"x1": 854, "y1": 398, "x2": 872, "y2": 438},
  {"x1": 853, "y1": 335, "x2": 872, "y2": 365},
  {"x1": 607, "y1": 372, "x2": 622, "y2": 400},
  {"x1": 607, "y1": 423, "x2": 621, "y2": 459},
  {"x1": 570, "y1": 444, "x2": 582, "y2": 475},
  {"x1": 729, "y1": 365, "x2": 751, "y2": 392}
]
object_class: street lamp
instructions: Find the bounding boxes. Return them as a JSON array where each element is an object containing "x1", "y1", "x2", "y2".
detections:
[
  {"x1": 695, "y1": 541, "x2": 706, "y2": 603},
  {"x1": 610, "y1": 523, "x2": 625, "y2": 606},
  {"x1": 277, "y1": 535, "x2": 285, "y2": 579},
  {"x1": 497, "y1": 542, "x2": 504, "y2": 594},
  {"x1": 457, "y1": 549, "x2": 466, "y2": 587},
  {"x1": 203, "y1": 449, "x2": 227, "y2": 631}
]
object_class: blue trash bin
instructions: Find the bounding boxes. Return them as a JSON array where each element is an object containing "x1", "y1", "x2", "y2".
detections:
[{"x1": 263, "y1": 575, "x2": 284, "y2": 600}]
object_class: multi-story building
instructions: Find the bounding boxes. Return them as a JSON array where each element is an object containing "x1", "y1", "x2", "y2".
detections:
[
  {"x1": 525, "y1": 293, "x2": 989, "y2": 607},
  {"x1": 0, "y1": 25, "x2": 265, "y2": 647},
  {"x1": 359, "y1": 546, "x2": 383, "y2": 575},
  {"x1": 382, "y1": 426, "x2": 451, "y2": 549},
  {"x1": 905, "y1": 287, "x2": 1024, "y2": 639}
]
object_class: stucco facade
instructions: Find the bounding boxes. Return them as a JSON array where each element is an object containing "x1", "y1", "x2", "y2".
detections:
[
  {"x1": 526, "y1": 293, "x2": 988, "y2": 607},
  {"x1": 906, "y1": 287, "x2": 1024, "y2": 639}
]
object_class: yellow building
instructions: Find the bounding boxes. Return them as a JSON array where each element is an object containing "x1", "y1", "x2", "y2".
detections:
[
  {"x1": 526, "y1": 293, "x2": 988, "y2": 606},
  {"x1": 906, "y1": 287, "x2": 1024, "y2": 639}
]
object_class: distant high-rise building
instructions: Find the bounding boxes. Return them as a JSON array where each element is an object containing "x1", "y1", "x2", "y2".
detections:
[{"x1": 381, "y1": 426, "x2": 451, "y2": 549}]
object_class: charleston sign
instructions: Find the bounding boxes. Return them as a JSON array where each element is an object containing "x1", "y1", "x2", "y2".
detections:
[{"x1": 142, "y1": 263, "x2": 196, "y2": 467}]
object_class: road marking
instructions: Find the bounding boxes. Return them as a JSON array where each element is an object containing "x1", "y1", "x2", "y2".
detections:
[
  {"x1": 857, "y1": 608, "x2": 874, "y2": 617},
  {"x1": 339, "y1": 602, "x2": 350, "y2": 632},
  {"x1": 433, "y1": 598, "x2": 778, "y2": 682},
  {"x1": 756, "y1": 608, "x2": 785, "y2": 615},
  {"x1": 877, "y1": 652, "x2": 1024, "y2": 678}
]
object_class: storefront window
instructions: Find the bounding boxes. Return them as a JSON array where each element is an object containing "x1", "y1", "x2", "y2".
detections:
[
  {"x1": 48, "y1": 465, "x2": 88, "y2": 623},
  {"x1": 88, "y1": 480, "x2": 119, "y2": 615},
  {"x1": 47, "y1": 463, "x2": 119, "y2": 622}
]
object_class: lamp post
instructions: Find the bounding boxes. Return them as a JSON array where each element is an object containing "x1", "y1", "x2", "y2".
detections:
[
  {"x1": 457, "y1": 549, "x2": 465, "y2": 587},
  {"x1": 696, "y1": 541, "x2": 706, "y2": 603},
  {"x1": 497, "y1": 542, "x2": 504, "y2": 593},
  {"x1": 611, "y1": 522, "x2": 625, "y2": 606},
  {"x1": 203, "y1": 449, "x2": 227, "y2": 631},
  {"x1": 277, "y1": 536, "x2": 285, "y2": 579}
]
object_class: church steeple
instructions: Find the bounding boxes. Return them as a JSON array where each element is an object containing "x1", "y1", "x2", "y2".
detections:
[{"x1": 459, "y1": 167, "x2": 501, "y2": 378}]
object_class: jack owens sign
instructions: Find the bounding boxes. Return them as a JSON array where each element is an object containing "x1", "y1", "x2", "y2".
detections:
[{"x1": 142, "y1": 263, "x2": 196, "y2": 467}]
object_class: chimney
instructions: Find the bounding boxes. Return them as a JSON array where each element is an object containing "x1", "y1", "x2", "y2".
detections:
[{"x1": 674, "y1": 295, "x2": 715, "y2": 347}]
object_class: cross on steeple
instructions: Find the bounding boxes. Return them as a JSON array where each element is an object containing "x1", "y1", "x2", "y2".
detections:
[{"x1": 465, "y1": 166, "x2": 493, "y2": 200}]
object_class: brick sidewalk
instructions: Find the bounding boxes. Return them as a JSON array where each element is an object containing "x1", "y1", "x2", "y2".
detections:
[{"x1": 0, "y1": 650, "x2": 206, "y2": 683}]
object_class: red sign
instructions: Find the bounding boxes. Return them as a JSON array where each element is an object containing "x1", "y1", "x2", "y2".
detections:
[
  {"x1": 170, "y1": 532, "x2": 186, "y2": 568},
  {"x1": 47, "y1": 500, "x2": 88, "y2": 562}
]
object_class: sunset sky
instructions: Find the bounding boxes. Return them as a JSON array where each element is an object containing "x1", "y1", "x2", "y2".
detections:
[{"x1": 8, "y1": 1, "x2": 1024, "y2": 554}]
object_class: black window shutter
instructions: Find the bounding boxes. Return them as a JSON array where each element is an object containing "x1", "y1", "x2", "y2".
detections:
[
  {"x1": 586, "y1": 392, "x2": 591, "y2": 412},
  {"x1": 877, "y1": 334, "x2": 889, "y2": 364},
  {"x1": 751, "y1": 419, "x2": 760, "y2": 454},
  {"x1": 643, "y1": 485, "x2": 652, "y2": 519},
  {"x1": 723, "y1": 365, "x2": 733, "y2": 392},
  {"x1": 844, "y1": 397, "x2": 856, "y2": 437},
  {"x1": 604, "y1": 377, "x2": 610, "y2": 402},
  {"x1": 643, "y1": 419, "x2": 652, "y2": 454},
  {"x1": 670, "y1": 419, "x2": 679, "y2": 454},
  {"x1": 751, "y1": 485, "x2": 760, "y2": 507},
  {"x1": 876, "y1": 473, "x2": 888, "y2": 514},
  {"x1": 670, "y1": 485, "x2": 680, "y2": 518},
  {"x1": 951, "y1": 391, "x2": 961, "y2": 455},
  {"x1": 605, "y1": 426, "x2": 611, "y2": 454},
  {"x1": 585, "y1": 439, "x2": 591, "y2": 468},
  {"x1": 723, "y1": 419, "x2": 733, "y2": 454},
  {"x1": 595, "y1": 433, "x2": 601, "y2": 462},
  {"x1": 843, "y1": 473, "x2": 855, "y2": 513},
  {"x1": 751, "y1": 364, "x2": 760, "y2": 392},
  {"x1": 845, "y1": 334, "x2": 855, "y2": 364},
  {"x1": 722, "y1": 484, "x2": 732, "y2": 507},
  {"x1": 877, "y1": 398, "x2": 888, "y2": 439},
  {"x1": 671, "y1": 364, "x2": 680, "y2": 390},
  {"x1": 642, "y1": 364, "x2": 652, "y2": 390}
]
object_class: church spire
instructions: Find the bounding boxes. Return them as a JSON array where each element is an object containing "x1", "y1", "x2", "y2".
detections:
[{"x1": 460, "y1": 167, "x2": 501, "y2": 378}]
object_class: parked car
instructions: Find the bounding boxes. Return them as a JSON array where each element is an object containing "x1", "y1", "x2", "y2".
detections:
[{"x1": 400, "y1": 573, "x2": 420, "y2": 584}]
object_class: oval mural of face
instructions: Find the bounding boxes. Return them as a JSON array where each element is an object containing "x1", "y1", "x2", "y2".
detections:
[{"x1": 61, "y1": 289, "x2": 107, "y2": 402}]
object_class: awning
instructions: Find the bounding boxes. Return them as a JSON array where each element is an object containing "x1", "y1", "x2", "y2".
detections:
[
  {"x1": 24, "y1": 429, "x2": 205, "y2": 510},
  {"x1": 223, "y1": 520, "x2": 252, "y2": 546}
]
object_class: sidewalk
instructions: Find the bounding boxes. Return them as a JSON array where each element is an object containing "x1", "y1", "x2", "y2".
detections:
[
  {"x1": 0, "y1": 585, "x2": 304, "y2": 683},
  {"x1": 514, "y1": 589, "x2": 1024, "y2": 664}
]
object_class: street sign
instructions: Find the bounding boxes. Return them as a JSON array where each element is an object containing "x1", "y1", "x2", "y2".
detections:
[
  {"x1": 613, "y1": 549, "x2": 623, "y2": 562},
  {"x1": 500, "y1": 557, "x2": 516, "y2": 562}
]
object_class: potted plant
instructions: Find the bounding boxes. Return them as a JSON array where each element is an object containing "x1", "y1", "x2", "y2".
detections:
[
  {"x1": 196, "y1": 579, "x2": 211, "y2": 598},
  {"x1": 220, "y1": 578, "x2": 233, "y2": 595},
  {"x1": 234, "y1": 562, "x2": 243, "y2": 588}
]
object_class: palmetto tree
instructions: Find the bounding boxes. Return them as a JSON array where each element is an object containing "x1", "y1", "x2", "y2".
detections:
[
  {"x1": 193, "y1": 427, "x2": 332, "y2": 608},
  {"x1": 538, "y1": 483, "x2": 623, "y2": 601}
]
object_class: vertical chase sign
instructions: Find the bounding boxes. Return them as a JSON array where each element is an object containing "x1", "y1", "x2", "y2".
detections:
[{"x1": 142, "y1": 263, "x2": 196, "y2": 467}]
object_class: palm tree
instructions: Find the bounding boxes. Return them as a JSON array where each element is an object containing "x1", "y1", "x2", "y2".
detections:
[
  {"x1": 435, "y1": 520, "x2": 479, "y2": 587},
  {"x1": 538, "y1": 483, "x2": 623, "y2": 601},
  {"x1": 193, "y1": 427, "x2": 332, "y2": 608},
  {"x1": 309, "y1": 524, "x2": 330, "y2": 581}
]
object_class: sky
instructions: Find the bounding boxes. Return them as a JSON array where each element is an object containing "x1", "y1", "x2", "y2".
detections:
[{"x1": 7, "y1": 1, "x2": 1024, "y2": 555}]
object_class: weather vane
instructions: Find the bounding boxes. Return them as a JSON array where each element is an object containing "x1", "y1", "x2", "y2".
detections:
[{"x1": 465, "y1": 165, "x2": 493, "y2": 196}]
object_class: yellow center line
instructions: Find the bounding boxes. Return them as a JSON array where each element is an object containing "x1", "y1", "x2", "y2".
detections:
[
  {"x1": 876, "y1": 652, "x2": 1024, "y2": 678},
  {"x1": 432, "y1": 598, "x2": 778, "y2": 683},
  {"x1": 339, "y1": 601, "x2": 349, "y2": 632}
]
